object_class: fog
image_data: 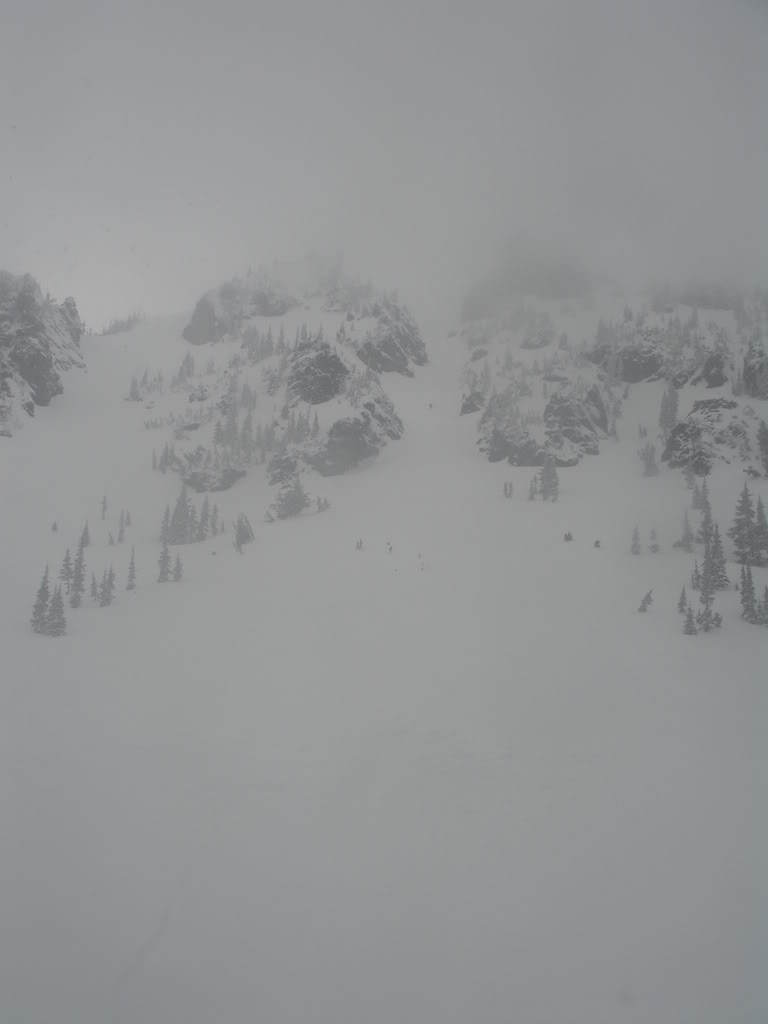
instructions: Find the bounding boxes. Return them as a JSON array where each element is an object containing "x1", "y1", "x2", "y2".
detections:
[{"x1": 1, "y1": 0, "x2": 766, "y2": 325}]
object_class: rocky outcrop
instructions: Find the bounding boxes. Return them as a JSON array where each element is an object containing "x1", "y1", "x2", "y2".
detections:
[
  {"x1": 544, "y1": 390, "x2": 601, "y2": 456},
  {"x1": 0, "y1": 271, "x2": 84, "y2": 431},
  {"x1": 355, "y1": 296, "x2": 427, "y2": 376},
  {"x1": 287, "y1": 337, "x2": 349, "y2": 405},
  {"x1": 690, "y1": 352, "x2": 728, "y2": 389},
  {"x1": 183, "y1": 273, "x2": 298, "y2": 344},
  {"x1": 662, "y1": 398, "x2": 763, "y2": 475}
]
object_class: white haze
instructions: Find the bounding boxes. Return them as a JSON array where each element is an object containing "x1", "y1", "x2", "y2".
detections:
[{"x1": 1, "y1": 0, "x2": 767, "y2": 326}]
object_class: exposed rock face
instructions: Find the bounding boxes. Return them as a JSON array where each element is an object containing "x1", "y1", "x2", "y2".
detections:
[
  {"x1": 544, "y1": 391, "x2": 601, "y2": 456},
  {"x1": 0, "y1": 271, "x2": 84, "y2": 430},
  {"x1": 355, "y1": 297, "x2": 427, "y2": 376},
  {"x1": 460, "y1": 389, "x2": 485, "y2": 415},
  {"x1": 268, "y1": 375, "x2": 403, "y2": 479},
  {"x1": 287, "y1": 338, "x2": 349, "y2": 404},
  {"x1": 588, "y1": 329, "x2": 665, "y2": 382},
  {"x1": 662, "y1": 398, "x2": 762, "y2": 475},
  {"x1": 477, "y1": 383, "x2": 604, "y2": 467}
]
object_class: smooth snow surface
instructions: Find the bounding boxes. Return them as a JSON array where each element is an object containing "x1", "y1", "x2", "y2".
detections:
[{"x1": 2, "y1": 314, "x2": 767, "y2": 1024}]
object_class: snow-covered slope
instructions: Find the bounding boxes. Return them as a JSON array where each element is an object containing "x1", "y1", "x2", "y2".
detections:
[{"x1": 1, "y1": 304, "x2": 767, "y2": 1024}]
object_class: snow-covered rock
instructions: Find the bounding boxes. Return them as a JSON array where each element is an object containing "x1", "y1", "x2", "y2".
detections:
[
  {"x1": 0, "y1": 271, "x2": 84, "y2": 431},
  {"x1": 287, "y1": 337, "x2": 349, "y2": 405},
  {"x1": 353, "y1": 296, "x2": 427, "y2": 376},
  {"x1": 662, "y1": 397, "x2": 766, "y2": 476}
]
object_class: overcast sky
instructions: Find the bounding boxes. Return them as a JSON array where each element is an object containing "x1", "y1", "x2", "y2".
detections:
[{"x1": 1, "y1": 0, "x2": 766, "y2": 326}]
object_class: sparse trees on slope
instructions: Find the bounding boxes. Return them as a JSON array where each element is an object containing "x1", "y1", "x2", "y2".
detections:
[{"x1": 638, "y1": 442, "x2": 659, "y2": 476}]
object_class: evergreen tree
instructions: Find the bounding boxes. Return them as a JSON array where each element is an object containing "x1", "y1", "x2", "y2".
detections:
[
  {"x1": 740, "y1": 564, "x2": 757, "y2": 623},
  {"x1": 683, "y1": 603, "x2": 697, "y2": 635},
  {"x1": 538, "y1": 457, "x2": 559, "y2": 501},
  {"x1": 756, "y1": 585, "x2": 768, "y2": 626},
  {"x1": 680, "y1": 509, "x2": 695, "y2": 552},
  {"x1": 649, "y1": 528, "x2": 660, "y2": 553},
  {"x1": 198, "y1": 496, "x2": 210, "y2": 541},
  {"x1": 528, "y1": 476, "x2": 537, "y2": 500},
  {"x1": 152, "y1": 449, "x2": 158, "y2": 471},
  {"x1": 210, "y1": 503, "x2": 219, "y2": 537},
  {"x1": 710, "y1": 523, "x2": 729, "y2": 589},
  {"x1": 158, "y1": 541, "x2": 171, "y2": 582},
  {"x1": 631, "y1": 526, "x2": 641, "y2": 555},
  {"x1": 46, "y1": 586, "x2": 67, "y2": 636},
  {"x1": 758, "y1": 419, "x2": 768, "y2": 475},
  {"x1": 696, "y1": 539, "x2": 720, "y2": 632},
  {"x1": 728, "y1": 483, "x2": 756, "y2": 564},
  {"x1": 678, "y1": 586, "x2": 687, "y2": 613},
  {"x1": 690, "y1": 559, "x2": 701, "y2": 590},
  {"x1": 80, "y1": 521, "x2": 90, "y2": 547},
  {"x1": 697, "y1": 480, "x2": 713, "y2": 545},
  {"x1": 160, "y1": 504, "x2": 171, "y2": 543},
  {"x1": 691, "y1": 482, "x2": 702, "y2": 510},
  {"x1": 59, "y1": 549, "x2": 73, "y2": 593},
  {"x1": 638, "y1": 441, "x2": 659, "y2": 476},
  {"x1": 90, "y1": 571, "x2": 99, "y2": 601},
  {"x1": 127, "y1": 546, "x2": 136, "y2": 590},
  {"x1": 70, "y1": 542, "x2": 86, "y2": 608},
  {"x1": 755, "y1": 495, "x2": 768, "y2": 564},
  {"x1": 173, "y1": 554, "x2": 183, "y2": 582},
  {"x1": 108, "y1": 531, "x2": 115, "y2": 546},
  {"x1": 273, "y1": 476, "x2": 311, "y2": 519},
  {"x1": 31, "y1": 566, "x2": 50, "y2": 633}
]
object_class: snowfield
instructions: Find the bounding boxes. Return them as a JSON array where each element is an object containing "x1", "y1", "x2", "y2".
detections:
[{"x1": 2, "y1": 310, "x2": 767, "y2": 1024}]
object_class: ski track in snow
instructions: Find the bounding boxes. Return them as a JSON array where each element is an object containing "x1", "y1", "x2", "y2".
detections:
[{"x1": 1, "y1": 312, "x2": 767, "y2": 1024}]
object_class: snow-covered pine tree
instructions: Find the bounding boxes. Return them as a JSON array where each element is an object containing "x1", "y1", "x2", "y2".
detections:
[
  {"x1": 649, "y1": 528, "x2": 660, "y2": 553},
  {"x1": 46, "y1": 586, "x2": 66, "y2": 636},
  {"x1": 631, "y1": 526, "x2": 641, "y2": 555},
  {"x1": 173, "y1": 554, "x2": 183, "y2": 582},
  {"x1": 638, "y1": 590, "x2": 653, "y2": 612},
  {"x1": 528, "y1": 476, "x2": 537, "y2": 500},
  {"x1": 696, "y1": 539, "x2": 720, "y2": 632},
  {"x1": 539, "y1": 457, "x2": 559, "y2": 501},
  {"x1": 81, "y1": 521, "x2": 90, "y2": 547},
  {"x1": 90, "y1": 572, "x2": 98, "y2": 601},
  {"x1": 638, "y1": 442, "x2": 659, "y2": 476},
  {"x1": 757, "y1": 586, "x2": 768, "y2": 626},
  {"x1": 127, "y1": 546, "x2": 136, "y2": 590},
  {"x1": 680, "y1": 509, "x2": 695, "y2": 552},
  {"x1": 758, "y1": 420, "x2": 768, "y2": 475},
  {"x1": 31, "y1": 566, "x2": 50, "y2": 633},
  {"x1": 160, "y1": 504, "x2": 171, "y2": 543},
  {"x1": 198, "y1": 496, "x2": 210, "y2": 541},
  {"x1": 210, "y1": 503, "x2": 219, "y2": 537},
  {"x1": 728, "y1": 483, "x2": 756, "y2": 565},
  {"x1": 740, "y1": 564, "x2": 757, "y2": 623},
  {"x1": 678, "y1": 586, "x2": 687, "y2": 613},
  {"x1": 697, "y1": 480, "x2": 713, "y2": 545},
  {"x1": 683, "y1": 603, "x2": 697, "y2": 635},
  {"x1": 70, "y1": 543, "x2": 86, "y2": 608},
  {"x1": 755, "y1": 496, "x2": 768, "y2": 565},
  {"x1": 158, "y1": 541, "x2": 171, "y2": 583},
  {"x1": 710, "y1": 523, "x2": 729, "y2": 589},
  {"x1": 691, "y1": 482, "x2": 702, "y2": 510},
  {"x1": 690, "y1": 560, "x2": 701, "y2": 590},
  {"x1": 59, "y1": 549, "x2": 73, "y2": 593}
]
